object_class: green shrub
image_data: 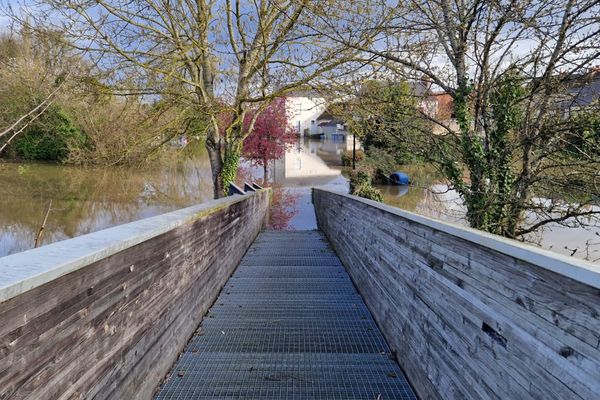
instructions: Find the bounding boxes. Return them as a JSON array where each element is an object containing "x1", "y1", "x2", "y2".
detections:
[
  {"x1": 364, "y1": 147, "x2": 399, "y2": 183},
  {"x1": 353, "y1": 184, "x2": 384, "y2": 202},
  {"x1": 349, "y1": 167, "x2": 383, "y2": 202},
  {"x1": 349, "y1": 168, "x2": 371, "y2": 192},
  {"x1": 341, "y1": 149, "x2": 364, "y2": 167},
  {"x1": 14, "y1": 106, "x2": 88, "y2": 161}
]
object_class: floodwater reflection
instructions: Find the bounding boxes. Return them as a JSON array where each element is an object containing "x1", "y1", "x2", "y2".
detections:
[
  {"x1": 272, "y1": 137, "x2": 349, "y2": 230},
  {"x1": 377, "y1": 173, "x2": 600, "y2": 262},
  {"x1": 1, "y1": 136, "x2": 598, "y2": 262},
  {"x1": 0, "y1": 153, "x2": 214, "y2": 256}
]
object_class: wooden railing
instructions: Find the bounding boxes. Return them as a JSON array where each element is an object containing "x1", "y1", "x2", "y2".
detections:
[
  {"x1": 0, "y1": 189, "x2": 269, "y2": 400},
  {"x1": 313, "y1": 188, "x2": 600, "y2": 400}
]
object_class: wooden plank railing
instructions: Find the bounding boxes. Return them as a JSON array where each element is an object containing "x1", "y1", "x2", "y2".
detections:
[
  {"x1": 0, "y1": 188, "x2": 270, "y2": 400},
  {"x1": 313, "y1": 188, "x2": 600, "y2": 400}
]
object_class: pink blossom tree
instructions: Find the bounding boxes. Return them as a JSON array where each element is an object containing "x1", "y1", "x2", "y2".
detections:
[{"x1": 243, "y1": 97, "x2": 297, "y2": 185}]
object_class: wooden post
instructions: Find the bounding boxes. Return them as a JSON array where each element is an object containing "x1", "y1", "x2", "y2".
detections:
[{"x1": 34, "y1": 199, "x2": 52, "y2": 248}]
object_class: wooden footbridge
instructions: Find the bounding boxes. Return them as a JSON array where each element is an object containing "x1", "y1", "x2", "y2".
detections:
[{"x1": 1, "y1": 187, "x2": 600, "y2": 400}]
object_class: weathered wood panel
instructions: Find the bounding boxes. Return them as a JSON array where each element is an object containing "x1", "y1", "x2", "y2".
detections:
[
  {"x1": 0, "y1": 190, "x2": 270, "y2": 400},
  {"x1": 313, "y1": 188, "x2": 600, "y2": 400}
]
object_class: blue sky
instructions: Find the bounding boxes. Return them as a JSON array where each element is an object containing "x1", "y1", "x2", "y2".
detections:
[{"x1": 0, "y1": 0, "x2": 24, "y2": 31}]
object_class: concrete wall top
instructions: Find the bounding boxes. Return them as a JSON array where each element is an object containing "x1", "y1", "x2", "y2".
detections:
[
  {"x1": 313, "y1": 188, "x2": 600, "y2": 289},
  {"x1": 0, "y1": 190, "x2": 267, "y2": 303}
]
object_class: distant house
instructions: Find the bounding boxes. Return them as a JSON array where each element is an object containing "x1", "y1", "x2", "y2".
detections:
[
  {"x1": 315, "y1": 111, "x2": 348, "y2": 141},
  {"x1": 405, "y1": 76, "x2": 460, "y2": 135},
  {"x1": 285, "y1": 90, "x2": 327, "y2": 137},
  {"x1": 557, "y1": 67, "x2": 600, "y2": 116},
  {"x1": 425, "y1": 92, "x2": 459, "y2": 135}
]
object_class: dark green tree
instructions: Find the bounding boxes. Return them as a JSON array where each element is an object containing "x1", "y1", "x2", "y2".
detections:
[
  {"x1": 13, "y1": 105, "x2": 88, "y2": 161},
  {"x1": 349, "y1": 80, "x2": 423, "y2": 181}
]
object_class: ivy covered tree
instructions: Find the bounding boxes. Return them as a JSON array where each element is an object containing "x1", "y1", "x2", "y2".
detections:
[{"x1": 436, "y1": 70, "x2": 526, "y2": 235}]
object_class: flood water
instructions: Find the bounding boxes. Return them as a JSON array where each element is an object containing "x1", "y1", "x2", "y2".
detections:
[
  {"x1": 0, "y1": 151, "x2": 215, "y2": 256},
  {"x1": 1, "y1": 137, "x2": 598, "y2": 262},
  {"x1": 0, "y1": 138, "x2": 349, "y2": 257},
  {"x1": 374, "y1": 167, "x2": 600, "y2": 263}
]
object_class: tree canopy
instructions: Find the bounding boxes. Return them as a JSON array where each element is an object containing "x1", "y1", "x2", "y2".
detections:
[{"x1": 242, "y1": 97, "x2": 297, "y2": 185}]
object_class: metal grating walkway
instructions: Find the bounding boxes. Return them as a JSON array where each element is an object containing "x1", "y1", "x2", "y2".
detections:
[{"x1": 154, "y1": 230, "x2": 416, "y2": 399}]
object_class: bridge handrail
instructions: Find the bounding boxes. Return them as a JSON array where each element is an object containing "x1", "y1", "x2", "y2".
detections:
[
  {"x1": 0, "y1": 189, "x2": 267, "y2": 303},
  {"x1": 313, "y1": 188, "x2": 600, "y2": 289}
]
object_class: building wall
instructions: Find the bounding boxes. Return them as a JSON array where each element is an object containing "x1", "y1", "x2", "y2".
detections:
[
  {"x1": 431, "y1": 118, "x2": 460, "y2": 135},
  {"x1": 0, "y1": 190, "x2": 270, "y2": 400},
  {"x1": 286, "y1": 96, "x2": 327, "y2": 136},
  {"x1": 313, "y1": 188, "x2": 600, "y2": 400}
]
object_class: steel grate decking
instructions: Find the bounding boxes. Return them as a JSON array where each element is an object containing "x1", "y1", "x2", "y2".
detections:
[{"x1": 154, "y1": 230, "x2": 416, "y2": 399}]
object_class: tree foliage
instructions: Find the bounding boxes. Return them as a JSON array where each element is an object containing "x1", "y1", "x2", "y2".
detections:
[
  {"x1": 334, "y1": 0, "x2": 600, "y2": 239},
  {"x1": 13, "y1": 105, "x2": 87, "y2": 161},
  {"x1": 350, "y1": 81, "x2": 422, "y2": 171},
  {"x1": 0, "y1": 32, "x2": 188, "y2": 165},
  {"x1": 349, "y1": 168, "x2": 384, "y2": 202},
  {"x1": 242, "y1": 97, "x2": 297, "y2": 184}
]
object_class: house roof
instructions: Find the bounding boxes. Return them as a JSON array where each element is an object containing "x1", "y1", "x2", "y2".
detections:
[
  {"x1": 318, "y1": 118, "x2": 345, "y2": 127},
  {"x1": 316, "y1": 111, "x2": 334, "y2": 121}
]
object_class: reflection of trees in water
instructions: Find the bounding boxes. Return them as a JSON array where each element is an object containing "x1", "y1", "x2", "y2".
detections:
[
  {"x1": 377, "y1": 164, "x2": 449, "y2": 215},
  {"x1": 268, "y1": 186, "x2": 299, "y2": 230},
  {"x1": 582, "y1": 238, "x2": 600, "y2": 263},
  {"x1": 522, "y1": 203, "x2": 600, "y2": 262},
  {"x1": 236, "y1": 166, "x2": 299, "y2": 230},
  {"x1": 416, "y1": 185, "x2": 467, "y2": 225},
  {"x1": 380, "y1": 183, "x2": 466, "y2": 225},
  {"x1": 378, "y1": 169, "x2": 600, "y2": 262},
  {"x1": 0, "y1": 157, "x2": 214, "y2": 256}
]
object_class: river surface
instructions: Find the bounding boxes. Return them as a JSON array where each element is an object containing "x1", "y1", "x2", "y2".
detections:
[{"x1": 1, "y1": 137, "x2": 598, "y2": 262}]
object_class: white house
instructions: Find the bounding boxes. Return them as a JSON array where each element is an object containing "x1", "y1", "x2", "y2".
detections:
[
  {"x1": 285, "y1": 91, "x2": 327, "y2": 137},
  {"x1": 314, "y1": 111, "x2": 347, "y2": 141}
]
